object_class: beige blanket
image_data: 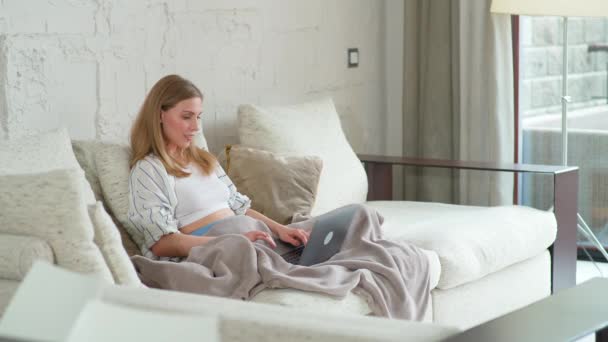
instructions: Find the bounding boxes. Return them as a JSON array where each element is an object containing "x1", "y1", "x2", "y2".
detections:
[{"x1": 131, "y1": 204, "x2": 430, "y2": 320}]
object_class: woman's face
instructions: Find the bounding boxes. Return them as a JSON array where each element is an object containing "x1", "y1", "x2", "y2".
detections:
[{"x1": 160, "y1": 97, "x2": 202, "y2": 152}]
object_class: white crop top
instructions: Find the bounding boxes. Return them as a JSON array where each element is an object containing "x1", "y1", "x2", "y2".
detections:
[{"x1": 174, "y1": 163, "x2": 231, "y2": 228}]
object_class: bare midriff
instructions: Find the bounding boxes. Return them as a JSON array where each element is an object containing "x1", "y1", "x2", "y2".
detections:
[{"x1": 178, "y1": 208, "x2": 236, "y2": 234}]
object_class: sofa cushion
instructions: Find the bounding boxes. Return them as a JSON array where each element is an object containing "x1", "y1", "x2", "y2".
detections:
[
  {"x1": 72, "y1": 140, "x2": 105, "y2": 201},
  {"x1": 93, "y1": 143, "x2": 145, "y2": 258},
  {"x1": 421, "y1": 248, "x2": 441, "y2": 290},
  {"x1": 0, "y1": 235, "x2": 54, "y2": 281},
  {"x1": 94, "y1": 143, "x2": 132, "y2": 231},
  {"x1": 0, "y1": 169, "x2": 113, "y2": 282},
  {"x1": 432, "y1": 251, "x2": 550, "y2": 330},
  {"x1": 251, "y1": 289, "x2": 372, "y2": 316},
  {"x1": 0, "y1": 128, "x2": 96, "y2": 204},
  {"x1": 88, "y1": 202, "x2": 141, "y2": 286},
  {"x1": 237, "y1": 98, "x2": 368, "y2": 216},
  {"x1": 71, "y1": 141, "x2": 141, "y2": 257},
  {"x1": 223, "y1": 145, "x2": 323, "y2": 224},
  {"x1": 365, "y1": 201, "x2": 557, "y2": 290}
]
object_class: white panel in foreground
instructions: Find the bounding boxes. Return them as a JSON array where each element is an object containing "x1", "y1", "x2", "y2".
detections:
[{"x1": 67, "y1": 300, "x2": 218, "y2": 342}]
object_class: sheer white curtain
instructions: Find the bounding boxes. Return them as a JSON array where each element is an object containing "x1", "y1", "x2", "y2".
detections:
[{"x1": 402, "y1": 0, "x2": 514, "y2": 206}]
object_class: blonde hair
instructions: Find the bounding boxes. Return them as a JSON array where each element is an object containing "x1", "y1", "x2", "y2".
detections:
[{"x1": 129, "y1": 74, "x2": 216, "y2": 177}]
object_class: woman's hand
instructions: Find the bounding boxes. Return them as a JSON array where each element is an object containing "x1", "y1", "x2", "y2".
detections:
[
  {"x1": 242, "y1": 231, "x2": 277, "y2": 248},
  {"x1": 276, "y1": 226, "x2": 310, "y2": 247}
]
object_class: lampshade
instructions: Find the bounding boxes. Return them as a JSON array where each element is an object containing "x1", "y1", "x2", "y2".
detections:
[{"x1": 491, "y1": 0, "x2": 608, "y2": 17}]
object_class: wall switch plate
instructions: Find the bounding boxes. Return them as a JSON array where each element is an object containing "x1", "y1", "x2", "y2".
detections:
[{"x1": 348, "y1": 48, "x2": 359, "y2": 68}]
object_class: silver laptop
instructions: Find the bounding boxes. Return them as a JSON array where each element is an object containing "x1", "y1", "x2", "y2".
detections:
[{"x1": 278, "y1": 204, "x2": 357, "y2": 266}]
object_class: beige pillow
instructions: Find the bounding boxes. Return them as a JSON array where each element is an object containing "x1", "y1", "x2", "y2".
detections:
[
  {"x1": 224, "y1": 145, "x2": 323, "y2": 224},
  {"x1": 88, "y1": 202, "x2": 141, "y2": 286},
  {"x1": 0, "y1": 169, "x2": 113, "y2": 281}
]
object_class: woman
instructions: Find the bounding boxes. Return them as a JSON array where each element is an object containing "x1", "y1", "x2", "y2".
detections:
[{"x1": 127, "y1": 74, "x2": 309, "y2": 261}]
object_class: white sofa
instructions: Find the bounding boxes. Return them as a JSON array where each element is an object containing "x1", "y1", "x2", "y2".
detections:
[
  {"x1": 0, "y1": 97, "x2": 578, "y2": 334},
  {"x1": 232, "y1": 98, "x2": 577, "y2": 329},
  {"x1": 0, "y1": 262, "x2": 460, "y2": 342},
  {"x1": 74, "y1": 139, "x2": 554, "y2": 329}
]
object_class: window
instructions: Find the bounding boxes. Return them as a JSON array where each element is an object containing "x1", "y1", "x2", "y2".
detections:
[{"x1": 519, "y1": 17, "x2": 608, "y2": 259}]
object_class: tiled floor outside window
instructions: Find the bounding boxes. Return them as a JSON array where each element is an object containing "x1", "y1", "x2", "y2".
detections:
[{"x1": 577, "y1": 260, "x2": 608, "y2": 284}]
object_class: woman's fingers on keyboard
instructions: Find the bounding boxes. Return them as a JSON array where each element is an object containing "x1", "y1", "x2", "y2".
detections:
[
  {"x1": 263, "y1": 233, "x2": 277, "y2": 248},
  {"x1": 294, "y1": 229, "x2": 309, "y2": 245},
  {"x1": 257, "y1": 231, "x2": 276, "y2": 248},
  {"x1": 242, "y1": 231, "x2": 276, "y2": 248}
]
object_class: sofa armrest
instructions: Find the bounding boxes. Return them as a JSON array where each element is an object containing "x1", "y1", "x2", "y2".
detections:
[{"x1": 357, "y1": 154, "x2": 579, "y2": 294}]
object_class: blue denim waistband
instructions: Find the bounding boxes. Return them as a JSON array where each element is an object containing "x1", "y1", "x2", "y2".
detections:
[{"x1": 190, "y1": 222, "x2": 217, "y2": 236}]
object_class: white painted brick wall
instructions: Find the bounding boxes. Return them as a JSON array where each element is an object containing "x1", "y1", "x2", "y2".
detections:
[
  {"x1": 0, "y1": 0, "x2": 393, "y2": 154},
  {"x1": 520, "y1": 16, "x2": 608, "y2": 117}
]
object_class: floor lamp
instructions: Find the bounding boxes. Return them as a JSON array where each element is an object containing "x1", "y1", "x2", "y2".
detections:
[{"x1": 490, "y1": 0, "x2": 608, "y2": 263}]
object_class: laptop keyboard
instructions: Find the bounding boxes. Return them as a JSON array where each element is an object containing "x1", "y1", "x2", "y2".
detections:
[{"x1": 281, "y1": 245, "x2": 305, "y2": 264}]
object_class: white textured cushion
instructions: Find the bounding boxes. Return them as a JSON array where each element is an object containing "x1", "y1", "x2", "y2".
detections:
[
  {"x1": 421, "y1": 248, "x2": 441, "y2": 290},
  {"x1": 0, "y1": 128, "x2": 95, "y2": 204},
  {"x1": 0, "y1": 235, "x2": 54, "y2": 281},
  {"x1": 0, "y1": 169, "x2": 113, "y2": 282},
  {"x1": 238, "y1": 98, "x2": 368, "y2": 216},
  {"x1": 432, "y1": 252, "x2": 550, "y2": 330},
  {"x1": 71, "y1": 141, "x2": 144, "y2": 257},
  {"x1": 72, "y1": 140, "x2": 105, "y2": 201},
  {"x1": 366, "y1": 201, "x2": 556, "y2": 289},
  {"x1": 94, "y1": 143, "x2": 132, "y2": 230},
  {"x1": 88, "y1": 202, "x2": 141, "y2": 286}
]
